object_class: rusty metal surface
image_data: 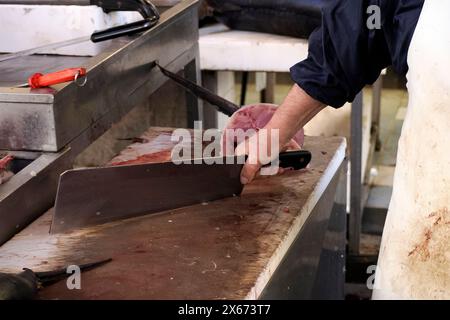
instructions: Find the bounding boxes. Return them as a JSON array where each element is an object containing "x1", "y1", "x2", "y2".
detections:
[{"x1": 0, "y1": 136, "x2": 346, "y2": 299}]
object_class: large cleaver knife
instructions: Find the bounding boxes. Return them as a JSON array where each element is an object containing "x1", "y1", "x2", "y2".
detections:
[
  {"x1": 51, "y1": 151, "x2": 311, "y2": 234},
  {"x1": 52, "y1": 64, "x2": 312, "y2": 234}
]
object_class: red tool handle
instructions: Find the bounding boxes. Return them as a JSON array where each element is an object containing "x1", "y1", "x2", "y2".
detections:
[
  {"x1": 28, "y1": 68, "x2": 87, "y2": 89},
  {"x1": 0, "y1": 155, "x2": 14, "y2": 170}
]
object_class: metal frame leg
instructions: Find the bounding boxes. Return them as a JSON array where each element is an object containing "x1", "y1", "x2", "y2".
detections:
[
  {"x1": 349, "y1": 91, "x2": 363, "y2": 255},
  {"x1": 201, "y1": 70, "x2": 219, "y2": 129},
  {"x1": 240, "y1": 71, "x2": 249, "y2": 106},
  {"x1": 372, "y1": 76, "x2": 383, "y2": 151},
  {"x1": 184, "y1": 56, "x2": 203, "y2": 128},
  {"x1": 260, "y1": 72, "x2": 276, "y2": 104}
]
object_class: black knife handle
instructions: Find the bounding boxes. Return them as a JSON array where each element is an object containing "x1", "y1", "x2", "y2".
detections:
[
  {"x1": 278, "y1": 150, "x2": 312, "y2": 170},
  {"x1": 90, "y1": 0, "x2": 160, "y2": 43},
  {"x1": 91, "y1": 18, "x2": 158, "y2": 42}
]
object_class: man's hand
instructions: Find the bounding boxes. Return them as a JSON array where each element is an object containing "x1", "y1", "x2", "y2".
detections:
[
  {"x1": 235, "y1": 129, "x2": 302, "y2": 184},
  {"x1": 236, "y1": 84, "x2": 325, "y2": 185}
]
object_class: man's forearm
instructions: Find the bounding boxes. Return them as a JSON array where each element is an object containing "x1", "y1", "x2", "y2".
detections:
[{"x1": 265, "y1": 84, "x2": 325, "y2": 147}]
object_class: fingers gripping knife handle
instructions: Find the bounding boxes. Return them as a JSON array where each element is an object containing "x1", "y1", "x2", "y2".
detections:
[
  {"x1": 28, "y1": 68, "x2": 87, "y2": 89},
  {"x1": 255, "y1": 150, "x2": 312, "y2": 170},
  {"x1": 278, "y1": 150, "x2": 312, "y2": 170}
]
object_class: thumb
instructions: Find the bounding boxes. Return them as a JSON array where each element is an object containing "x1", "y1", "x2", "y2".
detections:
[{"x1": 235, "y1": 138, "x2": 260, "y2": 185}]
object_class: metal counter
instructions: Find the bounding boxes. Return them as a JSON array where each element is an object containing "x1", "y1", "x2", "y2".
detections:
[{"x1": 0, "y1": 0, "x2": 201, "y2": 245}]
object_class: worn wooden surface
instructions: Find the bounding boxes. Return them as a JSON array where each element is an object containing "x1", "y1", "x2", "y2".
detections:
[{"x1": 0, "y1": 132, "x2": 346, "y2": 300}]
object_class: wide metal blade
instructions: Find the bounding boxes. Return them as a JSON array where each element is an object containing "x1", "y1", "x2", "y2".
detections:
[{"x1": 51, "y1": 156, "x2": 244, "y2": 234}]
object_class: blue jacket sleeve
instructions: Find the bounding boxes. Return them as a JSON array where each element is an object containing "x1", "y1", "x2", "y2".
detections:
[{"x1": 290, "y1": 0, "x2": 423, "y2": 108}]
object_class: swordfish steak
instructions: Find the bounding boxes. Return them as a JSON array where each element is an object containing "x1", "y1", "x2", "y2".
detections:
[
  {"x1": 107, "y1": 128, "x2": 208, "y2": 166},
  {"x1": 221, "y1": 103, "x2": 305, "y2": 155},
  {"x1": 108, "y1": 129, "x2": 175, "y2": 166},
  {"x1": 108, "y1": 105, "x2": 305, "y2": 167}
]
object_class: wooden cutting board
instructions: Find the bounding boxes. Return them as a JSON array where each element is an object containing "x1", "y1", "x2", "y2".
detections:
[{"x1": 0, "y1": 128, "x2": 346, "y2": 300}]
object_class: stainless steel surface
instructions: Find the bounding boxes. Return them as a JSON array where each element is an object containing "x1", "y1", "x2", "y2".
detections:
[
  {"x1": 52, "y1": 156, "x2": 244, "y2": 234},
  {"x1": 0, "y1": 0, "x2": 201, "y2": 245},
  {"x1": 0, "y1": 0, "x2": 200, "y2": 151},
  {"x1": 0, "y1": 100, "x2": 57, "y2": 150},
  {"x1": 259, "y1": 163, "x2": 345, "y2": 300}
]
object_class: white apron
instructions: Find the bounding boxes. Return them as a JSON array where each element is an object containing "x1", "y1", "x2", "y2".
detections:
[{"x1": 372, "y1": 0, "x2": 450, "y2": 299}]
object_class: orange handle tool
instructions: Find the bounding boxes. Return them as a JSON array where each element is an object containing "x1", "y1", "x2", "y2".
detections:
[{"x1": 28, "y1": 68, "x2": 87, "y2": 89}]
